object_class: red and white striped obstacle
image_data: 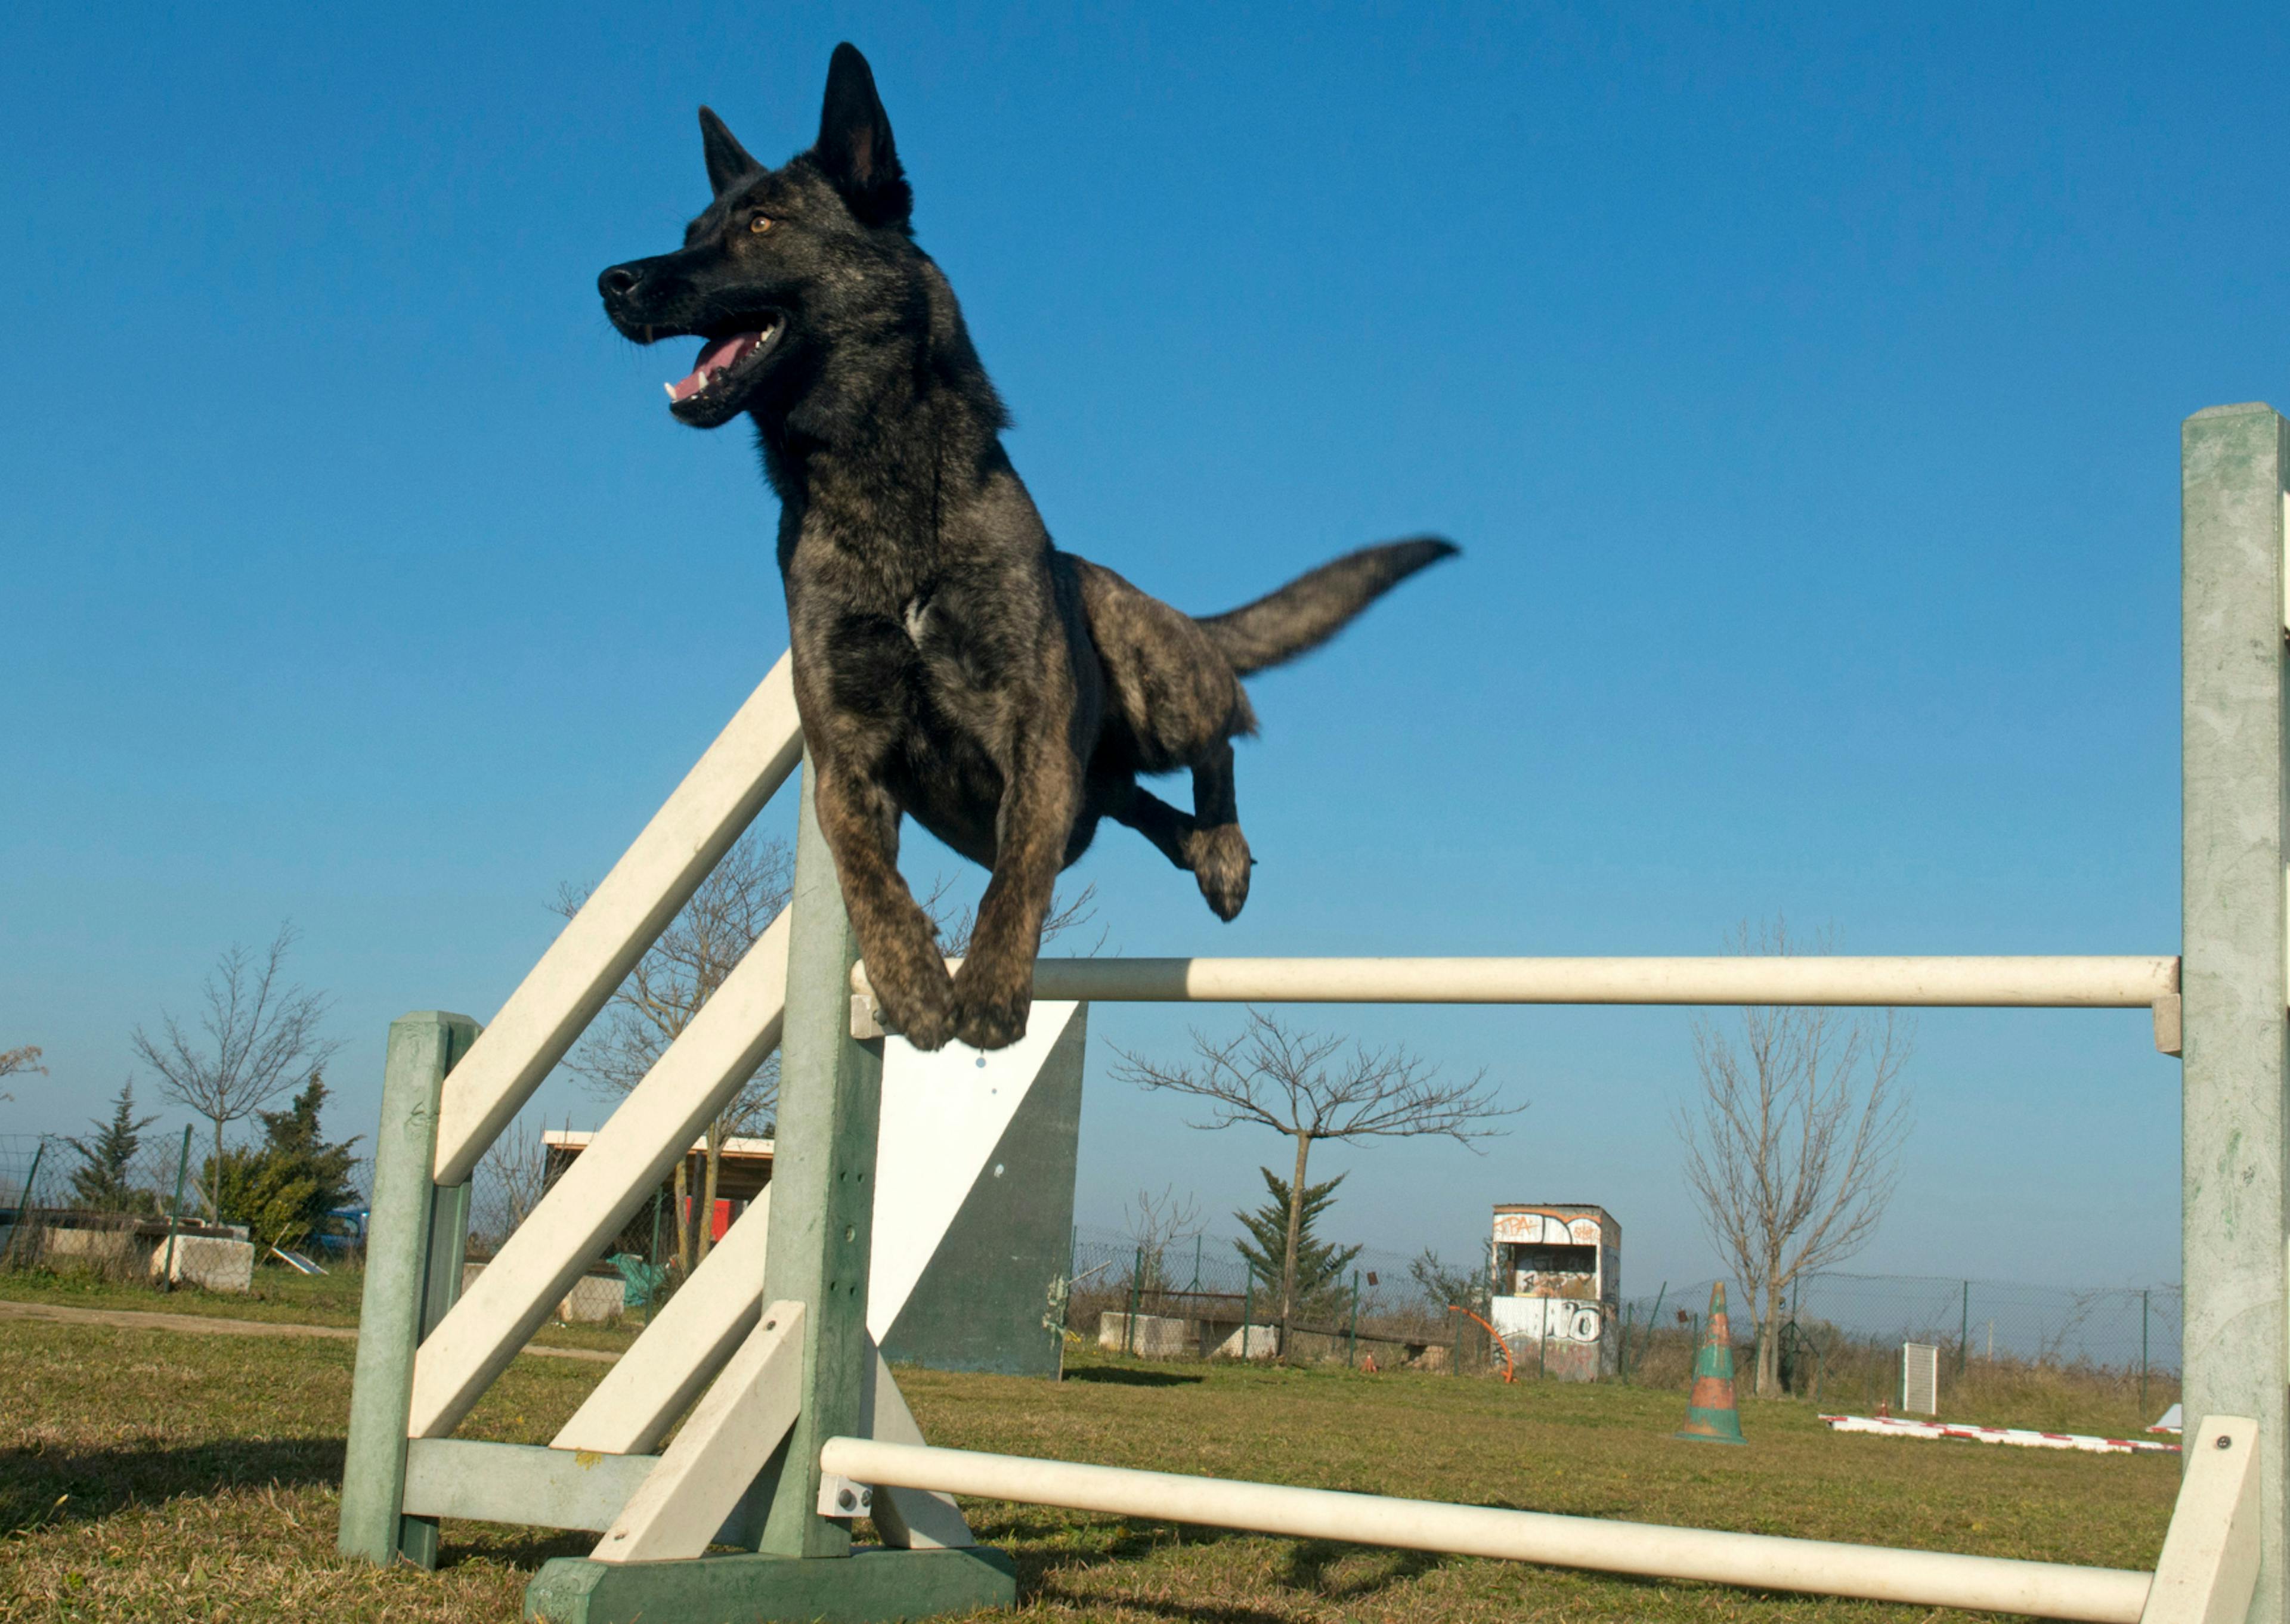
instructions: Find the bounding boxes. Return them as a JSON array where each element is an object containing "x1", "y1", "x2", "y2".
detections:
[{"x1": 1821, "y1": 1414, "x2": 2179, "y2": 1456}]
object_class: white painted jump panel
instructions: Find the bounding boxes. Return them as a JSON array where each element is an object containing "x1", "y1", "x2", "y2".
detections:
[
  {"x1": 432, "y1": 654, "x2": 803, "y2": 1186},
  {"x1": 856, "y1": 954, "x2": 2178, "y2": 1009},
  {"x1": 410, "y1": 909, "x2": 792, "y2": 1439}
]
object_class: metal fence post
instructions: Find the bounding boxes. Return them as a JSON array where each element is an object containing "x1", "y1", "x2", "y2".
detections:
[
  {"x1": 3, "y1": 1139, "x2": 46, "y2": 1266},
  {"x1": 2140, "y1": 1288, "x2": 2151, "y2": 1415},
  {"x1": 160, "y1": 1124, "x2": 192, "y2": 1289},
  {"x1": 1347, "y1": 1272, "x2": 1360, "y2": 1367},
  {"x1": 1240, "y1": 1276, "x2": 1252, "y2": 1360},
  {"x1": 1958, "y1": 1279, "x2": 1969, "y2": 1380},
  {"x1": 2181, "y1": 401, "x2": 2290, "y2": 1624},
  {"x1": 1125, "y1": 1245, "x2": 1143, "y2": 1355}
]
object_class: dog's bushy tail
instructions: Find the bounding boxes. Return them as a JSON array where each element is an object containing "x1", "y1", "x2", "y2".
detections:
[{"x1": 1197, "y1": 537, "x2": 1459, "y2": 676}]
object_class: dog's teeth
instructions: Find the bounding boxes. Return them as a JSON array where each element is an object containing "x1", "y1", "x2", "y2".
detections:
[{"x1": 664, "y1": 383, "x2": 677, "y2": 399}]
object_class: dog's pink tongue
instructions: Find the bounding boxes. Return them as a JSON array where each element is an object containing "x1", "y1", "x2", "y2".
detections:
[{"x1": 667, "y1": 334, "x2": 754, "y2": 403}]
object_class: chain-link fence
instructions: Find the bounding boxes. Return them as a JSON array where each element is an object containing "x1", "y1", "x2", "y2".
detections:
[
  {"x1": 1607, "y1": 1272, "x2": 2183, "y2": 1417},
  {"x1": 1070, "y1": 1226, "x2": 1509, "y2": 1374},
  {"x1": 0, "y1": 1130, "x2": 376, "y2": 1278},
  {"x1": 1069, "y1": 1222, "x2": 2183, "y2": 1395}
]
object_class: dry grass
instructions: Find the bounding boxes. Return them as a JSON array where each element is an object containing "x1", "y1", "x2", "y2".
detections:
[
  {"x1": 0, "y1": 1265, "x2": 645, "y2": 1355},
  {"x1": 0, "y1": 1312, "x2": 2180, "y2": 1623}
]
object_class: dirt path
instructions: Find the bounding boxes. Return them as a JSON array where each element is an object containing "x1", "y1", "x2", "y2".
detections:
[{"x1": 0, "y1": 1297, "x2": 620, "y2": 1363}]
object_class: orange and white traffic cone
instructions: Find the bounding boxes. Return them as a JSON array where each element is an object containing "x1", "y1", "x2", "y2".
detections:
[{"x1": 1675, "y1": 1282, "x2": 1747, "y2": 1445}]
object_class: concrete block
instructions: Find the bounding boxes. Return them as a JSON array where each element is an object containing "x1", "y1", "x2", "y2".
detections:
[
  {"x1": 460, "y1": 1260, "x2": 626, "y2": 1324},
  {"x1": 1212, "y1": 1324, "x2": 1280, "y2": 1360},
  {"x1": 1097, "y1": 1312, "x2": 1193, "y2": 1357},
  {"x1": 150, "y1": 1234, "x2": 255, "y2": 1292},
  {"x1": 562, "y1": 1275, "x2": 627, "y2": 1325}
]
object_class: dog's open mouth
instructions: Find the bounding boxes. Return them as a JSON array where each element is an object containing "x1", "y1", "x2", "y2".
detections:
[{"x1": 664, "y1": 317, "x2": 784, "y2": 423}]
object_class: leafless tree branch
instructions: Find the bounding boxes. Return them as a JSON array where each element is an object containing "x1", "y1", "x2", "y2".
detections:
[
  {"x1": 0, "y1": 1045, "x2": 44, "y2": 1104},
  {"x1": 1673, "y1": 918, "x2": 1915, "y2": 1396},
  {"x1": 129, "y1": 923, "x2": 344, "y2": 1215},
  {"x1": 1111, "y1": 1008, "x2": 1522, "y2": 1351},
  {"x1": 552, "y1": 831, "x2": 790, "y2": 1272}
]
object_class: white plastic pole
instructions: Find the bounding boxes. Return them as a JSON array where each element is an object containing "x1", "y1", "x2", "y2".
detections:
[
  {"x1": 432, "y1": 655, "x2": 802, "y2": 1186},
  {"x1": 854, "y1": 955, "x2": 2177, "y2": 1010},
  {"x1": 819, "y1": 1439, "x2": 2152, "y2": 1623}
]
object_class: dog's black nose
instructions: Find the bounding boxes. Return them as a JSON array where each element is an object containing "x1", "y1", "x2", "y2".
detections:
[{"x1": 598, "y1": 263, "x2": 643, "y2": 297}]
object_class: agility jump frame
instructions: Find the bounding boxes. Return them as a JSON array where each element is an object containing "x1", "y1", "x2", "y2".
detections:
[{"x1": 339, "y1": 403, "x2": 2286, "y2": 1623}]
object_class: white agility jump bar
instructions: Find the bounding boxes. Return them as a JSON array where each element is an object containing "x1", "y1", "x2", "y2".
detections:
[
  {"x1": 819, "y1": 1437, "x2": 2156, "y2": 1621},
  {"x1": 855, "y1": 954, "x2": 2178, "y2": 1009}
]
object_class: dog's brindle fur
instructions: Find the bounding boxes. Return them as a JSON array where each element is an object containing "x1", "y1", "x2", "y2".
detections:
[{"x1": 600, "y1": 44, "x2": 1456, "y2": 1051}]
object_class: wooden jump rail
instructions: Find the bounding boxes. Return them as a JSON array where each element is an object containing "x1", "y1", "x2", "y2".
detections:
[{"x1": 852, "y1": 953, "x2": 2181, "y2": 1007}]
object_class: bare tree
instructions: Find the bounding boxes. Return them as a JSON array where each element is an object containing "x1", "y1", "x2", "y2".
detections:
[
  {"x1": 1673, "y1": 921, "x2": 1915, "y2": 1397},
  {"x1": 920, "y1": 876, "x2": 1103, "y2": 958},
  {"x1": 553, "y1": 832, "x2": 791, "y2": 1273},
  {"x1": 474, "y1": 1116, "x2": 552, "y2": 1254},
  {"x1": 0, "y1": 1045, "x2": 44, "y2": 1103},
  {"x1": 1122, "y1": 1183, "x2": 1203, "y2": 1293},
  {"x1": 553, "y1": 835, "x2": 1100, "y2": 1275},
  {"x1": 1112, "y1": 1009, "x2": 1521, "y2": 1353},
  {"x1": 130, "y1": 923, "x2": 342, "y2": 1215}
]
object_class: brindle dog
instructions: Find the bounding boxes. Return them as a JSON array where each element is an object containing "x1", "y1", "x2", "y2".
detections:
[{"x1": 599, "y1": 44, "x2": 1456, "y2": 1050}]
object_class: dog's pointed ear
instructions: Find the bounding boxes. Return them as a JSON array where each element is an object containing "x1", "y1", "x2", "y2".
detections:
[
  {"x1": 810, "y1": 43, "x2": 911, "y2": 228},
  {"x1": 698, "y1": 106, "x2": 759, "y2": 197}
]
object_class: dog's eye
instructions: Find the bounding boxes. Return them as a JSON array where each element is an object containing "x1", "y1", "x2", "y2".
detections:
[{"x1": 748, "y1": 214, "x2": 773, "y2": 235}]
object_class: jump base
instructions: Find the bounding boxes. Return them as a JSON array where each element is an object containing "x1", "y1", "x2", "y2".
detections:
[{"x1": 523, "y1": 1546, "x2": 1018, "y2": 1624}]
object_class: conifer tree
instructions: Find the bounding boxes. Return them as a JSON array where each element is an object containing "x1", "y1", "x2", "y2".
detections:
[
  {"x1": 208, "y1": 1072, "x2": 361, "y2": 1253},
  {"x1": 66, "y1": 1080, "x2": 159, "y2": 1213},
  {"x1": 1234, "y1": 1168, "x2": 1361, "y2": 1322}
]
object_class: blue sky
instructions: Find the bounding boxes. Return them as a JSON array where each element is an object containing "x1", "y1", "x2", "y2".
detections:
[{"x1": 5, "y1": 2, "x2": 2278, "y2": 1294}]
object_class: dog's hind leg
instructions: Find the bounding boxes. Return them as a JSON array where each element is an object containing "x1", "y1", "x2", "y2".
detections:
[
  {"x1": 1106, "y1": 780, "x2": 1196, "y2": 870},
  {"x1": 1105, "y1": 762, "x2": 1250, "y2": 921},
  {"x1": 1184, "y1": 740, "x2": 1252, "y2": 922},
  {"x1": 810, "y1": 763, "x2": 958, "y2": 1051}
]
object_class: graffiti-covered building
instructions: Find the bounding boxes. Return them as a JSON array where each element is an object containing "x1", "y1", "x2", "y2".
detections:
[{"x1": 1488, "y1": 1203, "x2": 1621, "y2": 1381}]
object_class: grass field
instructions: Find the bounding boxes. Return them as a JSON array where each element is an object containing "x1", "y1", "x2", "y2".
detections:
[{"x1": 0, "y1": 1267, "x2": 2183, "y2": 1624}]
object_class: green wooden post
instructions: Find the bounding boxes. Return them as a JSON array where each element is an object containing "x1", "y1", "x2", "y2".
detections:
[
  {"x1": 522, "y1": 754, "x2": 1017, "y2": 1621},
  {"x1": 2182, "y1": 402, "x2": 2290, "y2": 1624},
  {"x1": 339, "y1": 1011, "x2": 479, "y2": 1567},
  {"x1": 750, "y1": 757, "x2": 887, "y2": 1560},
  {"x1": 398, "y1": 1175, "x2": 474, "y2": 1569}
]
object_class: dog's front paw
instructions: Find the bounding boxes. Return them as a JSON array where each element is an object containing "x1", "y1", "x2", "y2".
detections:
[
  {"x1": 951, "y1": 957, "x2": 1032, "y2": 1051},
  {"x1": 872, "y1": 961, "x2": 957, "y2": 1052},
  {"x1": 1188, "y1": 824, "x2": 1252, "y2": 922}
]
